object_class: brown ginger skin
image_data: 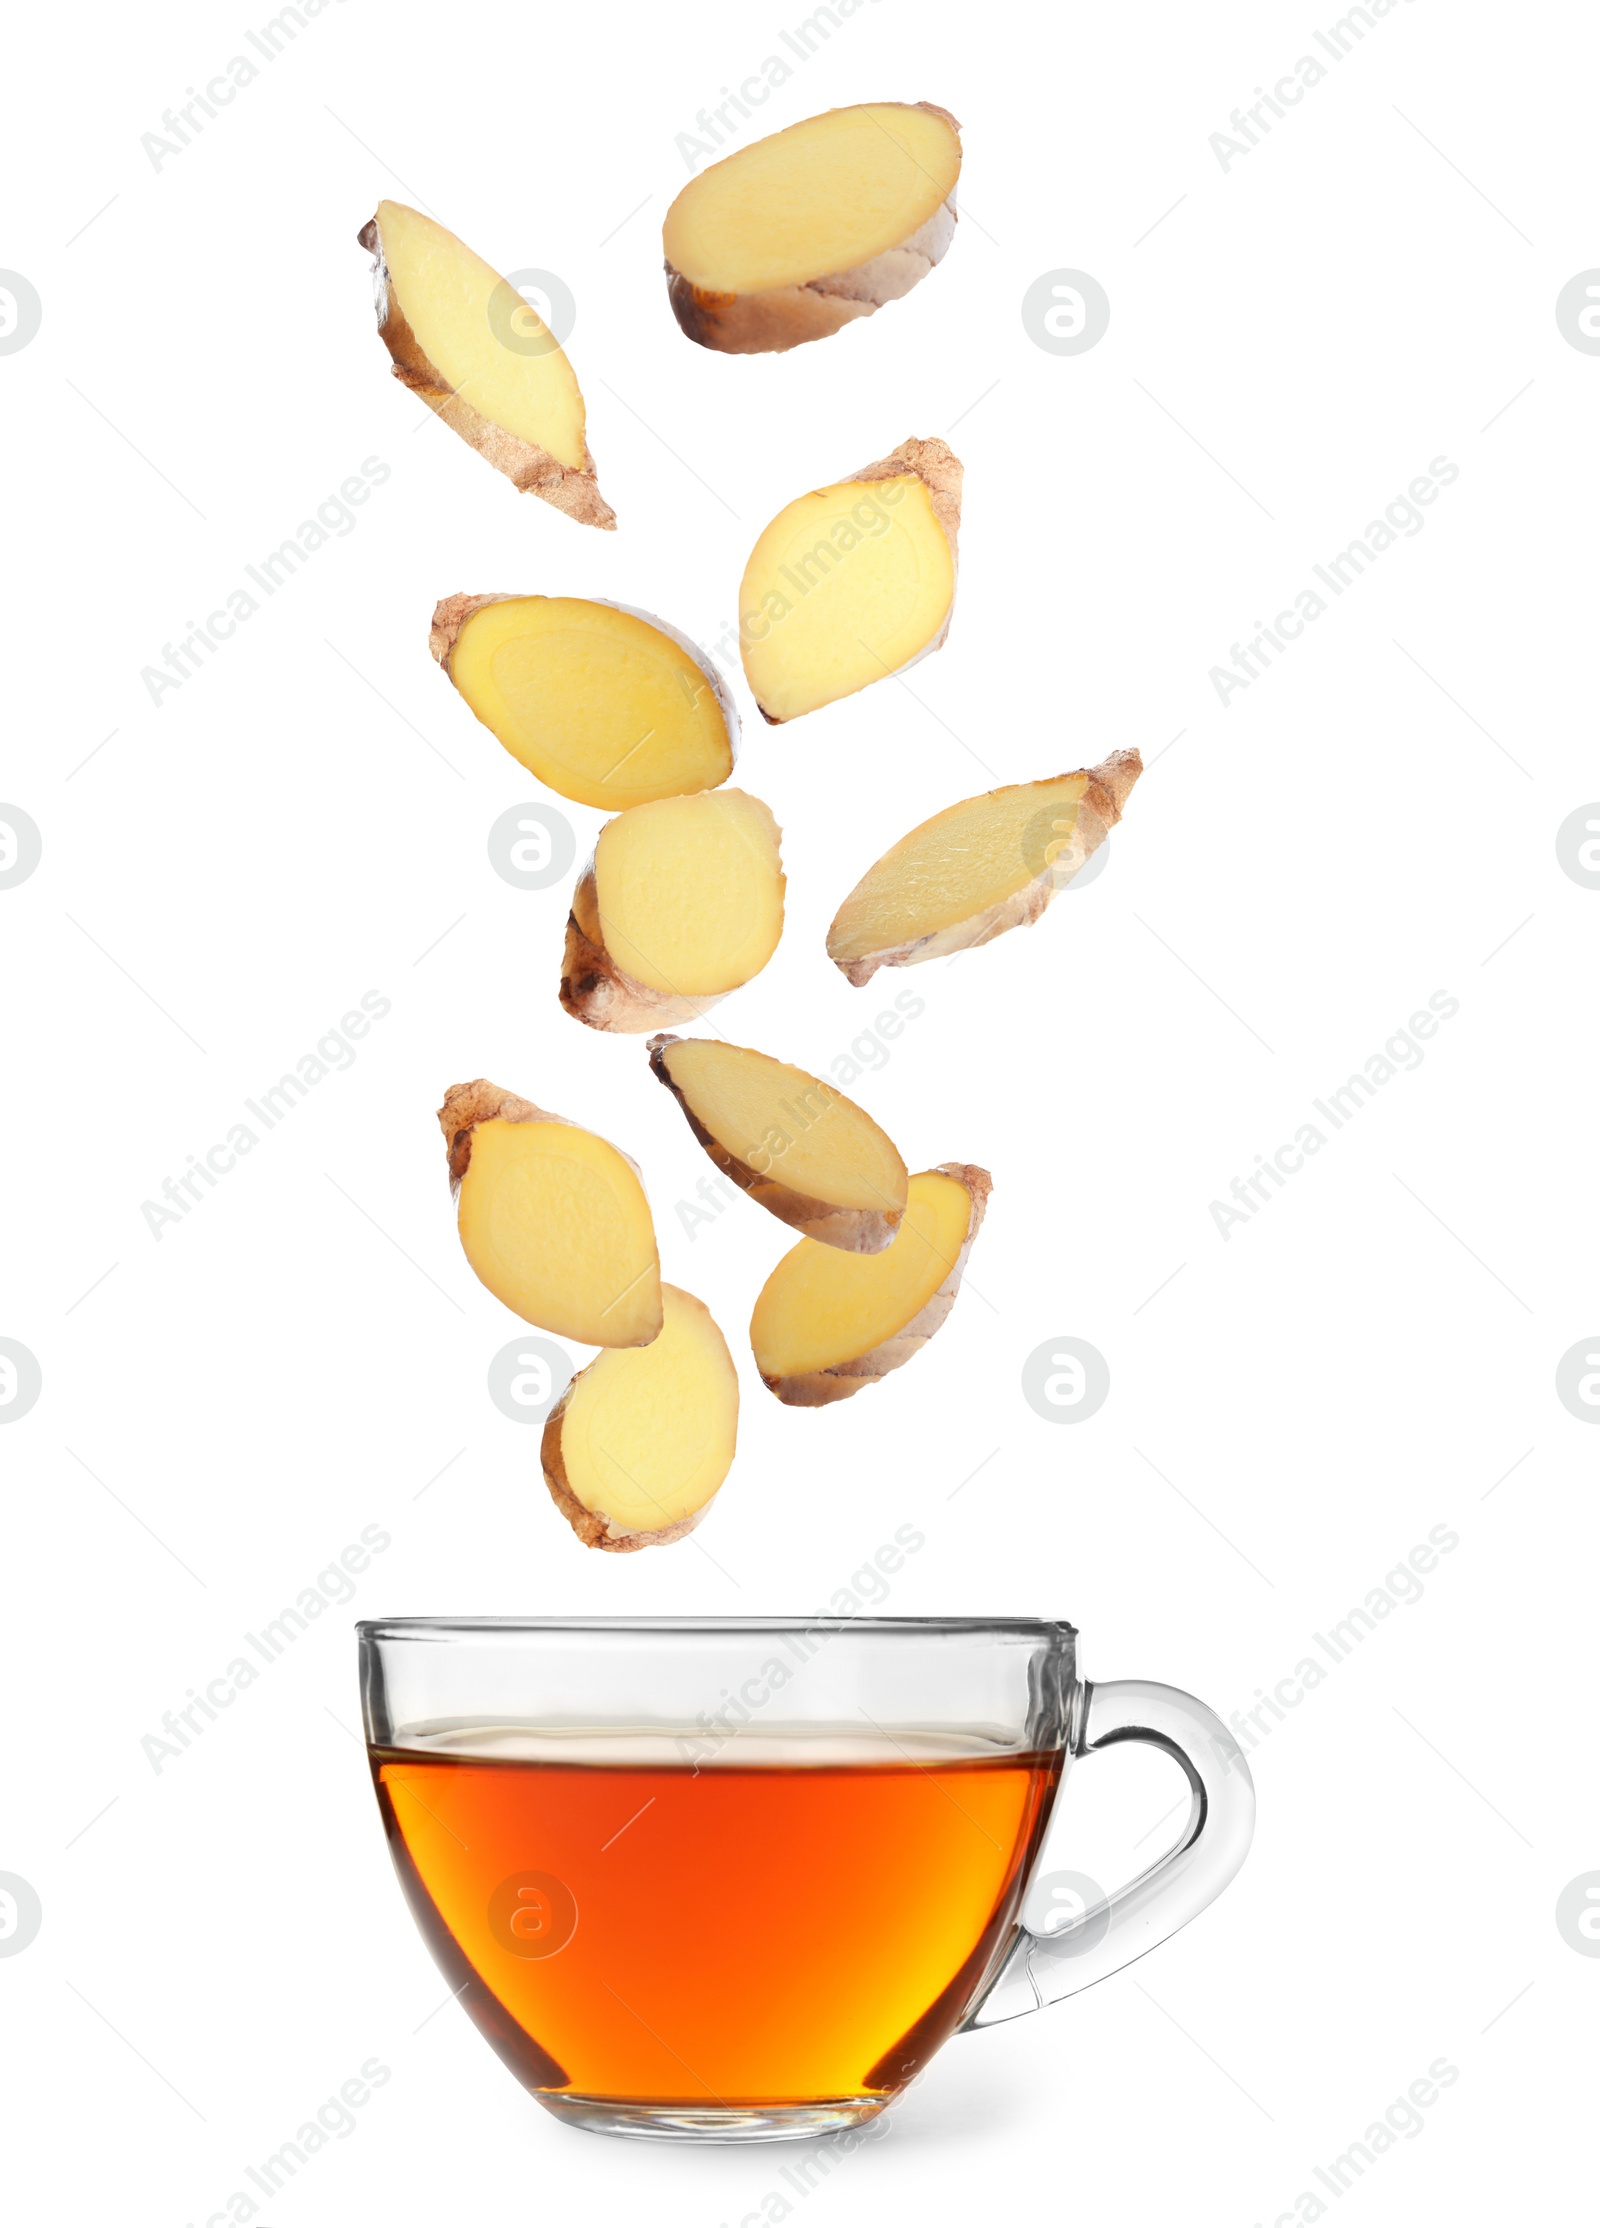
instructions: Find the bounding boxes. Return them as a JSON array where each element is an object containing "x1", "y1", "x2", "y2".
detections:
[
  {"x1": 436, "y1": 1079, "x2": 562, "y2": 1190},
  {"x1": 830, "y1": 749, "x2": 1142, "y2": 985},
  {"x1": 759, "y1": 1163, "x2": 991, "y2": 1406},
  {"x1": 427, "y1": 596, "x2": 742, "y2": 768},
  {"x1": 428, "y1": 592, "x2": 514, "y2": 670},
  {"x1": 437, "y1": 1078, "x2": 652, "y2": 1191},
  {"x1": 540, "y1": 1388, "x2": 711, "y2": 1553},
  {"x1": 359, "y1": 217, "x2": 615, "y2": 528},
  {"x1": 435, "y1": 1080, "x2": 662, "y2": 1349},
  {"x1": 665, "y1": 104, "x2": 961, "y2": 356},
  {"x1": 648, "y1": 1035, "x2": 902, "y2": 1252},
  {"x1": 850, "y1": 434, "x2": 962, "y2": 562},
  {"x1": 559, "y1": 872, "x2": 729, "y2": 1035},
  {"x1": 752, "y1": 435, "x2": 962, "y2": 726}
]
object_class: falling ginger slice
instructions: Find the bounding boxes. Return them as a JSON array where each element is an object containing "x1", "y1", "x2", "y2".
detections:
[
  {"x1": 738, "y1": 436, "x2": 961, "y2": 723},
  {"x1": 649, "y1": 1034, "x2": 908, "y2": 1253},
  {"x1": 750, "y1": 1166, "x2": 990, "y2": 1406},
  {"x1": 663, "y1": 102, "x2": 962, "y2": 354},
  {"x1": 438, "y1": 1081, "x2": 661, "y2": 1346},
  {"x1": 828, "y1": 749, "x2": 1143, "y2": 986},
  {"x1": 561, "y1": 790, "x2": 785, "y2": 1034},
  {"x1": 542, "y1": 1285, "x2": 739, "y2": 1552},
  {"x1": 360, "y1": 200, "x2": 614, "y2": 528},
  {"x1": 430, "y1": 595, "x2": 737, "y2": 810}
]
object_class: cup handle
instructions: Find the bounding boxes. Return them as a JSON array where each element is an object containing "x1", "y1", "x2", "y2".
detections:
[{"x1": 961, "y1": 1678, "x2": 1255, "y2": 2030}]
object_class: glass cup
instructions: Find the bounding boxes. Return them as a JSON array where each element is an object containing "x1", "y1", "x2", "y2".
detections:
[{"x1": 358, "y1": 1616, "x2": 1253, "y2": 2142}]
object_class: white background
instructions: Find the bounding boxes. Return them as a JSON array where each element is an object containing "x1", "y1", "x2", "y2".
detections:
[{"x1": 3, "y1": 1, "x2": 1596, "y2": 2221}]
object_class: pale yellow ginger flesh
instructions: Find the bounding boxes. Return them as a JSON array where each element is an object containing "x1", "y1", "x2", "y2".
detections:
[
  {"x1": 653, "y1": 1036, "x2": 907, "y2": 1244},
  {"x1": 456, "y1": 1117, "x2": 661, "y2": 1347},
  {"x1": 372, "y1": 201, "x2": 587, "y2": 469},
  {"x1": 751, "y1": 1170, "x2": 976, "y2": 1380},
  {"x1": 827, "y1": 752, "x2": 1141, "y2": 983},
  {"x1": 663, "y1": 103, "x2": 961, "y2": 295},
  {"x1": 739, "y1": 474, "x2": 954, "y2": 721},
  {"x1": 548, "y1": 1286, "x2": 738, "y2": 1547},
  {"x1": 445, "y1": 598, "x2": 735, "y2": 810},
  {"x1": 594, "y1": 791, "x2": 783, "y2": 996},
  {"x1": 832, "y1": 775, "x2": 1091, "y2": 963}
]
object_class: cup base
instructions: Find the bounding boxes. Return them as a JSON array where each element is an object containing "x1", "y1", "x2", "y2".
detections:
[{"x1": 538, "y1": 2093, "x2": 889, "y2": 2143}]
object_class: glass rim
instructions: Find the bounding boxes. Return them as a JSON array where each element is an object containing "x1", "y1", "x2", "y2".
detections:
[{"x1": 358, "y1": 1615, "x2": 1077, "y2": 1640}]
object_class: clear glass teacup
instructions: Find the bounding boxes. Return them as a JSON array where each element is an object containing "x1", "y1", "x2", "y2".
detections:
[{"x1": 358, "y1": 1615, "x2": 1253, "y2": 2142}]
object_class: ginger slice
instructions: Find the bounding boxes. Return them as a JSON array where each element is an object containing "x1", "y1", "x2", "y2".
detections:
[
  {"x1": 649, "y1": 1034, "x2": 908, "y2": 1253},
  {"x1": 561, "y1": 790, "x2": 785, "y2": 1034},
  {"x1": 828, "y1": 749, "x2": 1143, "y2": 986},
  {"x1": 738, "y1": 437, "x2": 961, "y2": 723},
  {"x1": 430, "y1": 595, "x2": 737, "y2": 810},
  {"x1": 359, "y1": 201, "x2": 614, "y2": 528},
  {"x1": 664, "y1": 103, "x2": 962, "y2": 355},
  {"x1": 542, "y1": 1285, "x2": 739, "y2": 1552},
  {"x1": 438, "y1": 1081, "x2": 661, "y2": 1346},
  {"x1": 750, "y1": 1165, "x2": 990, "y2": 1406}
]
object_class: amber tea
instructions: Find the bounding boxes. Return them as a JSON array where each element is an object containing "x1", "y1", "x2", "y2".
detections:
[{"x1": 372, "y1": 1730, "x2": 1059, "y2": 2112}]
